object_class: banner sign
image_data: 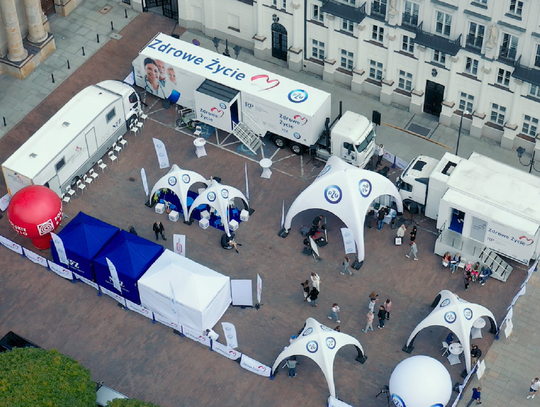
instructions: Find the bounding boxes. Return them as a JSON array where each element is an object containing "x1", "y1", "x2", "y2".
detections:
[
  {"x1": 340, "y1": 228, "x2": 357, "y2": 254},
  {"x1": 244, "y1": 163, "x2": 250, "y2": 200},
  {"x1": 173, "y1": 234, "x2": 186, "y2": 256},
  {"x1": 0, "y1": 193, "x2": 10, "y2": 211},
  {"x1": 105, "y1": 257, "x2": 122, "y2": 292},
  {"x1": 240, "y1": 354, "x2": 271, "y2": 377},
  {"x1": 485, "y1": 220, "x2": 536, "y2": 264},
  {"x1": 0, "y1": 235, "x2": 23, "y2": 255},
  {"x1": 74, "y1": 273, "x2": 98, "y2": 290},
  {"x1": 221, "y1": 322, "x2": 239, "y2": 349},
  {"x1": 48, "y1": 261, "x2": 74, "y2": 280},
  {"x1": 328, "y1": 396, "x2": 355, "y2": 407},
  {"x1": 152, "y1": 138, "x2": 170, "y2": 169},
  {"x1": 257, "y1": 274, "x2": 263, "y2": 304},
  {"x1": 23, "y1": 248, "x2": 48, "y2": 268},
  {"x1": 126, "y1": 300, "x2": 154, "y2": 320},
  {"x1": 211, "y1": 341, "x2": 242, "y2": 361},
  {"x1": 182, "y1": 326, "x2": 211, "y2": 347},
  {"x1": 153, "y1": 312, "x2": 180, "y2": 329},
  {"x1": 394, "y1": 156, "x2": 409, "y2": 170},
  {"x1": 50, "y1": 232, "x2": 68, "y2": 265},
  {"x1": 100, "y1": 286, "x2": 127, "y2": 307},
  {"x1": 141, "y1": 168, "x2": 149, "y2": 196},
  {"x1": 504, "y1": 318, "x2": 513, "y2": 338}
]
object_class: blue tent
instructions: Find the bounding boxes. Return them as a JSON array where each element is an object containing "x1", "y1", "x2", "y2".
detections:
[
  {"x1": 93, "y1": 231, "x2": 164, "y2": 305},
  {"x1": 50, "y1": 212, "x2": 119, "y2": 281}
]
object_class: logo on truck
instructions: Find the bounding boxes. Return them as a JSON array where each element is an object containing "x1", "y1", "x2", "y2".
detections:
[
  {"x1": 293, "y1": 115, "x2": 308, "y2": 125},
  {"x1": 210, "y1": 107, "x2": 225, "y2": 118},
  {"x1": 250, "y1": 74, "x2": 280, "y2": 91}
]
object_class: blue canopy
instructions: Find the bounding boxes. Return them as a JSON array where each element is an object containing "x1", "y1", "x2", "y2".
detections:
[
  {"x1": 93, "y1": 231, "x2": 164, "y2": 305},
  {"x1": 50, "y1": 212, "x2": 119, "y2": 281}
]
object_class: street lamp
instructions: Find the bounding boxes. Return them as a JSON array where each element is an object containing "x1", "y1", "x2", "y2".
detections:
[
  {"x1": 516, "y1": 146, "x2": 540, "y2": 173},
  {"x1": 456, "y1": 109, "x2": 470, "y2": 156}
]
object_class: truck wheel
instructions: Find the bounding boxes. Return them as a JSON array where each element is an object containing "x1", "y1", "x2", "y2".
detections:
[
  {"x1": 70, "y1": 176, "x2": 80, "y2": 187},
  {"x1": 127, "y1": 115, "x2": 137, "y2": 128},
  {"x1": 272, "y1": 136, "x2": 286, "y2": 149},
  {"x1": 291, "y1": 143, "x2": 303, "y2": 155}
]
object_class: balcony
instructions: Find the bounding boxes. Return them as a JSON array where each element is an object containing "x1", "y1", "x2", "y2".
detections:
[
  {"x1": 413, "y1": 22, "x2": 462, "y2": 56},
  {"x1": 370, "y1": 0, "x2": 386, "y2": 21},
  {"x1": 499, "y1": 46, "x2": 517, "y2": 64},
  {"x1": 321, "y1": 1, "x2": 366, "y2": 24},
  {"x1": 512, "y1": 56, "x2": 540, "y2": 88},
  {"x1": 402, "y1": 12, "x2": 418, "y2": 28},
  {"x1": 465, "y1": 34, "x2": 483, "y2": 55}
]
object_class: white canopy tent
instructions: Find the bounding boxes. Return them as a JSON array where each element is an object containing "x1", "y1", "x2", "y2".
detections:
[
  {"x1": 138, "y1": 249, "x2": 231, "y2": 332},
  {"x1": 148, "y1": 164, "x2": 209, "y2": 222},
  {"x1": 281, "y1": 156, "x2": 403, "y2": 262},
  {"x1": 403, "y1": 290, "x2": 497, "y2": 373},
  {"x1": 188, "y1": 179, "x2": 249, "y2": 237},
  {"x1": 271, "y1": 317, "x2": 366, "y2": 398}
]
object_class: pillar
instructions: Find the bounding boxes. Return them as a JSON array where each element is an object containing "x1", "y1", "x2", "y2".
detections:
[
  {"x1": 410, "y1": 45, "x2": 426, "y2": 114},
  {"x1": 439, "y1": 56, "x2": 459, "y2": 125},
  {"x1": 501, "y1": 79, "x2": 523, "y2": 150},
  {"x1": 288, "y1": 1, "x2": 303, "y2": 72},
  {"x1": 253, "y1": 0, "x2": 268, "y2": 59},
  {"x1": 380, "y1": 30, "x2": 396, "y2": 105},
  {"x1": 0, "y1": 0, "x2": 28, "y2": 62},
  {"x1": 470, "y1": 65, "x2": 491, "y2": 138},
  {"x1": 351, "y1": 23, "x2": 367, "y2": 94},
  {"x1": 323, "y1": 15, "x2": 337, "y2": 83},
  {"x1": 24, "y1": 0, "x2": 47, "y2": 43}
]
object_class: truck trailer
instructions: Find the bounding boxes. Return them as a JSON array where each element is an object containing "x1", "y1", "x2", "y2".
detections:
[
  {"x1": 132, "y1": 33, "x2": 376, "y2": 168},
  {"x1": 2, "y1": 80, "x2": 142, "y2": 198}
]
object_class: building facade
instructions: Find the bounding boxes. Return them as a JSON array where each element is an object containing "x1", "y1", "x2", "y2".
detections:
[{"x1": 171, "y1": 0, "x2": 540, "y2": 153}]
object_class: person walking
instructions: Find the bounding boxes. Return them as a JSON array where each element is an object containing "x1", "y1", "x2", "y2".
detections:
[
  {"x1": 376, "y1": 208, "x2": 385, "y2": 231},
  {"x1": 410, "y1": 226, "x2": 417, "y2": 242},
  {"x1": 464, "y1": 272, "x2": 472, "y2": 290},
  {"x1": 286, "y1": 356, "x2": 297, "y2": 378},
  {"x1": 341, "y1": 256, "x2": 353, "y2": 276},
  {"x1": 362, "y1": 311, "x2": 374, "y2": 333},
  {"x1": 406, "y1": 241, "x2": 418, "y2": 260},
  {"x1": 466, "y1": 386, "x2": 481, "y2": 406},
  {"x1": 384, "y1": 299, "x2": 392, "y2": 320},
  {"x1": 301, "y1": 280, "x2": 310, "y2": 301},
  {"x1": 153, "y1": 221, "x2": 166, "y2": 241},
  {"x1": 527, "y1": 378, "x2": 540, "y2": 399},
  {"x1": 327, "y1": 303, "x2": 341, "y2": 323},
  {"x1": 376, "y1": 143, "x2": 384, "y2": 167},
  {"x1": 308, "y1": 287, "x2": 319, "y2": 307},
  {"x1": 377, "y1": 305, "x2": 386, "y2": 329},
  {"x1": 310, "y1": 272, "x2": 321, "y2": 292}
]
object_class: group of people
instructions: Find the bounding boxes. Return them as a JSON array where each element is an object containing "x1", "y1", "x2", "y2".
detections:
[
  {"x1": 441, "y1": 254, "x2": 493, "y2": 289},
  {"x1": 396, "y1": 224, "x2": 419, "y2": 261},
  {"x1": 301, "y1": 272, "x2": 322, "y2": 307},
  {"x1": 362, "y1": 293, "x2": 392, "y2": 332}
]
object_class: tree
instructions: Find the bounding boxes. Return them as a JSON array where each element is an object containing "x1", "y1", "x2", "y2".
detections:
[
  {"x1": 0, "y1": 347, "x2": 95, "y2": 407},
  {"x1": 107, "y1": 400, "x2": 162, "y2": 407}
]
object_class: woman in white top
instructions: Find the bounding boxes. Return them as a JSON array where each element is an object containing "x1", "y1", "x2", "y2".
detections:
[{"x1": 144, "y1": 57, "x2": 167, "y2": 99}]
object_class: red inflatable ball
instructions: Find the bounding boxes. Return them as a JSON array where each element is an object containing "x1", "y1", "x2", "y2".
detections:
[{"x1": 7, "y1": 185, "x2": 63, "y2": 250}]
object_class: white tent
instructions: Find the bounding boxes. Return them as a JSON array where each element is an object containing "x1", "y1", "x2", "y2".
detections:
[
  {"x1": 282, "y1": 156, "x2": 403, "y2": 262},
  {"x1": 271, "y1": 317, "x2": 366, "y2": 398},
  {"x1": 138, "y1": 249, "x2": 231, "y2": 332},
  {"x1": 149, "y1": 164, "x2": 209, "y2": 222},
  {"x1": 188, "y1": 179, "x2": 249, "y2": 236},
  {"x1": 403, "y1": 290, "x2": 497, "y2": 373}
]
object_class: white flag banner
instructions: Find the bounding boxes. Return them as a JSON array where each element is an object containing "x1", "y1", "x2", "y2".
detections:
[
  {"x1": 340, "y1": 228, "x2": 357, "y2": 254},
  {"x1": 328, "y1": 396, "x2": 355, "y2": 407},
  {"x1": 0, "y1": 235, "x2": 23, "y2": 255},
  {"x1": 126, "y1": 299, "x2": 154, "y2": 320},
  {"x1": 141, "y1": 168, "x2": 149, "y2": 196},
  {"x1": 105, "y1": 257, "x2": 122, "y2": 292},
  {"x1": 74, "y1": 273, "x2": 99, "y2": 290},
  {"x1": 153, "y1": 312, "x2": 180, "y2": 329},
  {"x1": 48, "y1": 261, "x2": 74, "y2": 280},
  {"x1": 173, "y1": 234, "x2": 186, "y2": 256},
  {"x1": 244, "y1": 163, "x2": 250, "y2": 200},
  {"x1": 51, "y1": 232, "x2": 68, "y2": 265},
  {"x1": 240, "y1": 354, "x2": 271, "y2": 377},
  {"x1": 221, "y1": 322, "x2": 239, "y2": 349},
  {"x1": 152, "y1": 138, "x2": 170, "y2": 169},
  {"x1": 504, "y1": 318, "x2": 513, "y2": 338},
  {"x1": 211, "y1": 341, "x2": 242, "y2": 361},
  {"x1": 100, "y1": 286, "x2": 127, "y2": 307},
  {"x1": 23, "y1": 248, "x2": 48, "y2": 268},
  {"x1": 0, "y1": 193, "x2": 10, "y2": 211},
  {"x1": 281, "y1": 201, "x2": 285, "y2": 228},
  {"x1": 182, "y1": 326, "x2": 211, "y2": 347},
  {"x1": 257, "y1": 274, "x2": 263, "y2": 304}
]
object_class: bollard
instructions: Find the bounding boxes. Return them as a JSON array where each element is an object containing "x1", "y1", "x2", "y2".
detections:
[
  {"x1": 51, "y1": 74, "x2": 55, "y2": 84},
  {"x1": 97, "y1": 33, "x2": 100, "y2": 43},
  {"x1": 82, "y1": 46, "x2": 85, "y2": 56},
  {"x1": 125, "y1": 9, "x2": 128, "y2": 18},
  {"x1": 3, "y1": 117, "x2": 6, "y2": 126},
  {"x1": 111, "y1": 21, "x2": 114, "y2": 31},
  {"x1": 67, "y1": 60, "x2": 70, "y2": 69}
]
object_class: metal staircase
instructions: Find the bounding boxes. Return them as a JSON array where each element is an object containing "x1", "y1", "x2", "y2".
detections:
[
  {"x1": 479, "y1": 247, "x2": 513, "y2": 283},
  {"x1": 231, "y1": 113, "x2": 264, "y2": 154}
]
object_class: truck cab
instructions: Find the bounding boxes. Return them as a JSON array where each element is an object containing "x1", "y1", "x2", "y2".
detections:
[
  {"x1": 396, "y1": 155, "x2": 440, "y2": 213},
  {"x1": 96, "y1": 80, "x2": 142, "y2": 127}
]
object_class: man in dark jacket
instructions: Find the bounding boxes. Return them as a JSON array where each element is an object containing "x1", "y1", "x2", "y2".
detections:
[
  {"x1": 153, "y1": 221, "x2": 166, "y2": 241},
  {"x1": 377, "y1": 305, "x2": 386, "y2": 329}
]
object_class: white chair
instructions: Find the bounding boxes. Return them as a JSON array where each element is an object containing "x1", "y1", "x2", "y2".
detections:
[
  {"x1": 118, "y1": 135, "x2": 128, "y2": 148},
  {"x1": 139, "y1": 113, "x2": 148, "y2": 121},
  {"x1": 113, "y1": 142, "x2": 122, "y2": 154},
  {"x1": 108, "y1": 151, "x2": 117, "y2": 163},
  {"x1": 62, "y1": 194, "x2": 71, "y2": 205},
  {"x1": 441, "y1": 342, "x2": 450, "y2": 357},
  {"x1": 76, "y1": 179, "x2": 86, "y2": 193},
  {"x1": 457, "y1": 257, "x2": 467, "y2": 272},
  {"x1": 84, "y1": 174, "x2": 93, "y2": 187},
  {"x1": 130, "y1": 125, "x2": 139, "y2": 136},
  {"x1": 471, "y1": 327, "x2": 483, "y2": 339},
  {"x1": 136, "y1": 121, "x2": 144, "y2": 130},
  {"x1": 98, "y1": 159, "x2": 107, "y2": 172},
  {"x1": 65, "y1": 185, "x2": 76, "y2": 197},
  {"x1": 194, "y1": 125, "x2": 202, "y2": 136},
  {"x1": 447, "y1": 353, "x2": 461, "y2": 366},
  {"x1": 89, "y1": 168, "x2": 99, "y2": 181}
]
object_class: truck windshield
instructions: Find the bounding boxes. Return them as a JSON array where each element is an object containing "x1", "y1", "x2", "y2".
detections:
[
  {"x1": 355, "y1": 129, "x2": 375, "y2": 152},
  {"x1": 128, "y1": 93, "x2": 138, "y2": 104}
]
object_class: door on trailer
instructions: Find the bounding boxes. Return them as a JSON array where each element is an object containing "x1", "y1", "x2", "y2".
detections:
[
  {"x1": 449, "y1": 208, "x2": 465, "y2": 234},
  {"x1": 271, "y1": 23, "x2": 288, "y2": 61},
  {"x1": 44, "y1": 176, "x2": 61, "y2": 196},
  {"x1": 85, "y1": 128, "x2": 98, "y2": 156},
  {"x1": 230, "y1": 101, "x2": 239, "y2": 128}
]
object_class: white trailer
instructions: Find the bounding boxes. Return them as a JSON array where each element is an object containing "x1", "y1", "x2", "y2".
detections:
[
  {"x1": 2, "y1": 80, "x2": 141, "y2": 198},
  {"x1": 132, "y1": 33, "x2": 375, "y2": 168}
]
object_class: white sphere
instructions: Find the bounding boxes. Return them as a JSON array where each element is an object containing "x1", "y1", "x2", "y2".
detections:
[{"x1": 389, "y1": 355, "x2": 452, "y2": 407}]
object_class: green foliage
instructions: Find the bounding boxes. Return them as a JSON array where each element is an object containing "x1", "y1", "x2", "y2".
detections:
[
  {"x1": 107, "y1": 399, "x2": 162, "y2": 407},
  {"x1": 0, "y1": 347, "x2": 95, "y2": 407}
]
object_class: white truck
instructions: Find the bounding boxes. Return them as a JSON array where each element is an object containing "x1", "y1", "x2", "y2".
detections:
[
  {"x1": 2, "y1": 80, "x2": 142, "y2": 197},
  {"x1": 132, "y1": 33, "x2": 376, "y2": 167}
]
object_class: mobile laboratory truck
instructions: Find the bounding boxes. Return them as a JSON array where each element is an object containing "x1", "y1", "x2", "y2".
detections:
[
  {"x1": 132, "y1": 33, "x2": 376, "y2": 167},
  {"x1": 2, "y1": 80, "x2": 142, "y2": 198},
  {"x1": 397, "y1": 152, "x2": 540, "y2": 267}
]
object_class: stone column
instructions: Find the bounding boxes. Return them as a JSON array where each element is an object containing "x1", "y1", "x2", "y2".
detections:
[
  {"x1": 470, "y1": 65, "x2": 491, "y2": 138},
  {"x1": 253, "y1": 0, "x2": 268, "y2": 59},
  {"x1": 410, "y1": 45, "x2": 426, "y2": 114},
  {"x1": 323, "y1": 15, "x2": 337, "y2": 83},
  {"x1": 380, "y1": 30, "x2": 396, "y2": 105},
  {"x1": 288, "y1": 1, "x2": 303, "y2": 72},
  {"x1": 351, "y1": 23, "x2": 366, "y2": 94},
  {"x1": 439, "y1": 56, "x2": 459, "y2": 125},
  {"x1": 501, "y1": 79, "x2": 523, "y2": 150},
  {"x1": 0, "y1": 0, "x2": 28, "y2": 62},
  {"x1": 23, "y1": 0, "x2": 47, "y2": 43}
]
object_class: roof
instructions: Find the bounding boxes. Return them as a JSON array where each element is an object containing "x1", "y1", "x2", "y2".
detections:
[{"x1": 197, "y1": 79, "x2": 239, "y2": 103}]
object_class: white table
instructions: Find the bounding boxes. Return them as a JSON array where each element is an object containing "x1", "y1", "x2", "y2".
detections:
[
  {"x1": 449, "y1": 343, "x2": 464, "y2": 355},
  {"x1": 259, "y1": 158, "x2": 273, "y2": 179},
  {"x1": 194, "y1": 137, "x2": 207, "y2": 158},
  {"x1": 473, "y1": 318, "x2": 486, "y2": 329}
]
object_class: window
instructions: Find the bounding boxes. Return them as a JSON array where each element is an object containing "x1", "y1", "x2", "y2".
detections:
[
  {"x1": 499, "y1": 33, "x2": 518, "y2": 60},
  {"x1": 497, "y1": 68, "x2": 511, "y2": 87},
  {"x1": 508, "y1": 0, "x2": 523, "y2": 16},
  {"x1": 372, "y1": 0, "x2": 387, "y2": 16},
  {"x1": 403, "y1": 1, "x2": 419, "y2": 26},
  {"x1": 342, "y1": 19, "x2": 354, "y2": 33},
  {"x1": 372, "y1": 25, "x2": 384, "y2": 42},
  {"x1": 490, "y1": 103, "x2": 506, "y2": 125},
  {"x1": 340, "y1": 49, "x2": 354, "y2": 70},
  {"x1": 312, "y1": 4, "x2": 324, "y2": 22},
  {"x1": 467, "y1": 22, "x2": 485, "y2": 49},
  {"x1": 106, "y1": 108, "x2": 116, "y2": 123},
  {"x1": 398, "y1": 70, "x2": 413, "y2": 92},
  {"x1": 282, "y1": 0, "x2": 286, "y2": 8},
  {"x1": 436, "y1": 11, "x2": 452, "y2": 36},
  {"x1": 342, "y1": 0, "x2": 356, "y2": 4},
  {"x1": 402, "y1": 35, "x2": 414, "y2": 53},
  {"x1": 522, "y1": 115, "x2": 538, "y2": 137},
  {"x1": 369, "y1": 60, "x2": 383, "y2": 81},
  {"x1": 535, "y1": 44, "x2": 540, "y2": 68},
  {"x1": 474, "y1": 0, "x2": 487, "y2": 3},
  {"x1": 530, "y1": 84, "x2": 540, "y2": 98},
  {"x1": 55, "y1": 158, "x2": 66, "y2": 172},
  {"x1": 312, "y1": 39, "x2": 325, "y2": 60},
  {"x1": 433, "y1": 50, "x2": 446, "y2": 64},
  {"x1": 459, "y1": 92, "x2": 474, "y2": 112},
  {"x1": 465, "y1": 57, "x2": 479, "y2": 76},
  {"x1": 272, "y1": 0, "x2": 277, "y2": 6}
]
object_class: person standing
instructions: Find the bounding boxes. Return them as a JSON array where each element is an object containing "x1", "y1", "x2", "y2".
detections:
[
  {"x1": 327, "y1": 303, "x2": 341, "y2": 323},
  {"x1": 406, "y1": 241, "x2": 418, "y2": 260},
  {"x1": 396, "y1": 224, "x2": 406, "y2": 238},
  {"x1": 527, "y1": 378, "x2": 540, "y2": 399},
  {"x1": 376, "y1": 144, "x2": 384, "y2": 167},
  {"x1": 368, "y1": 296, "x2": 378, "y2": 313},
  {"x1": 410, "y1": 226, "x2": 417, "y2": 242},
  {"x1": 384, "y1": 299, "x2": 392, "y2": 320},
  {"x1": 286, "y1": 356, "x2": 297, "y2": 378},
  {"x1": 377, "y1": 305, "x2": 386, "y2": 329},
  {"x1": 310, "y1": 272, "x2": 321, "y2": 292},
  {"x1": 470, "y1": 344, "x2": 482, "y2": 365},
  {"x1": 464, "y1": 272, "x2": 472, "y2": 290},
  {"x1": 153, "y1": 221, "x2": 166, "y2": 241},
  {"x1": 301, "y1": 280, "x2": 310, "y2": 301},
  {"x1": 309, "y1": 287, "x2": 319, "y2": 307},
  {"x1": 376, "y1": 208, "x2": 385, "y2": 231},
  {"x1": 362, "y1": 311, "x2": 374, "y2": 333},
  {"x1": 341, "y1": 256, "x2": 353, "y2": 276},
  {"x1": 466, "y1": 386, "x2": 481, "y2": 406}
]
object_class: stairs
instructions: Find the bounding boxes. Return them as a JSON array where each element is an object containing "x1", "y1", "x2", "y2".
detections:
[
  {"x1": 231, "y1": 112, "x2": 264, "y2": 154},
  {"x1": 479, "y1": 247, "x2": 513, "y2": 283}
]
